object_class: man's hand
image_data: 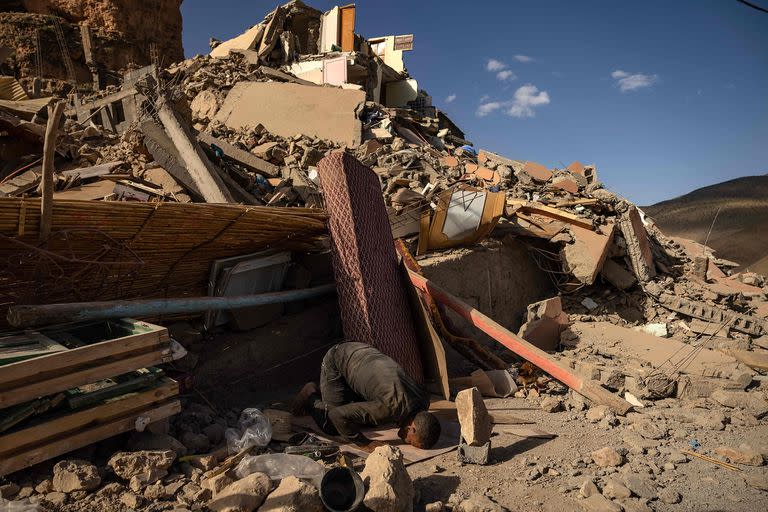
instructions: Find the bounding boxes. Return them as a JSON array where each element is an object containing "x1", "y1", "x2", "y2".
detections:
[{"x1": 291, "y1": 382, "x2": 319, "y2": 415}]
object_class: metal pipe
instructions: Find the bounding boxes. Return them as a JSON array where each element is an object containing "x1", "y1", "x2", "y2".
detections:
[
  {"x1": 407, "y1": 270, "x2": 632, "y2": 415},
  {"x1": 7, "y1": 284, "x2": 336, "y2": 328}
]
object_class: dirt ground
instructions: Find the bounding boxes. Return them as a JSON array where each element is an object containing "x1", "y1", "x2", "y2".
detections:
[{"x1": 409, "y1": 395, "x2": 768, "y2": 512}]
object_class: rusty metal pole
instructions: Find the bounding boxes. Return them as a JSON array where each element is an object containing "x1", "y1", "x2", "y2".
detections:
[
  {"x1": 39, "y1": 100, "x2": 66, "y2": 242},
  {"x1": 407, "y1": 269, "x2": 632, "y2": 415}
]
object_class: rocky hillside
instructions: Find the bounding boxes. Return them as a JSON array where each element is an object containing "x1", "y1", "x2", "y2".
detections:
[
  {"x1": 644, "y1": 175, "x2": 768, "y2": 275},
  {"x1": 0, "y1": 0, "x2": 183, "y2": 88}
]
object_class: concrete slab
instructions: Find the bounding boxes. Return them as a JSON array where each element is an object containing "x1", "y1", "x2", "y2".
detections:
[{"x1": 215, "y1": 82, "x2": 365, "y2": 147}]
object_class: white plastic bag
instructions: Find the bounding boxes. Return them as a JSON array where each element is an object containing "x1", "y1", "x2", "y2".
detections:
[
  {"x1": 235, "y1": 453, "x2": 325, "y2": 487},
  {"x1": 225, "y1": 408, "x2": 272, "y2": 454},
  {"x1": 0, "y1": 497, "x2": 40, "y2": 512}
]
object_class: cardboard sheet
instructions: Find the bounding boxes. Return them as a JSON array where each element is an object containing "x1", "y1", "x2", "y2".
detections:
[{"x1": 292, "y1": 415, "x2": 459, "y2": 464}]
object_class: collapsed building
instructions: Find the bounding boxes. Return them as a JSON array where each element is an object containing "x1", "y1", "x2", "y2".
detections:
[{"x1": 0, "y1": 1, "x2": 767, "y2": 511}]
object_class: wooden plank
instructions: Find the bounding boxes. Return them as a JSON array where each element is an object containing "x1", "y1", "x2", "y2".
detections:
[
  {"x1": 258, "y1": 66, "x2": 318, "y2": 88},
  {"x1": 0, "y1": 379, "x2": 178, "y2": 454},
  {"x1": 60, "y1": 161, "x2": 124, "y2": 180},
  {"x1": 506, "y1": 199, "x2": 594, "y2": 230},
  {"x1": 0, "y1": 322, "x2": 167, "y2": 386},
  {"x1": 0, "y1": 348, "x2": 172, "y2": 409},
  {"x1": 197, "y1": 132, "x2": 279, "y2": 178},
  {"x1": 0, "y1": 399, "x2": 181, "y2": 476},
  {"x1": 0, "y1": 332, "x2": 67, "y2": 366},
  {"x1": 53, "y1": 180, "x2": 116, "y2": 201}
]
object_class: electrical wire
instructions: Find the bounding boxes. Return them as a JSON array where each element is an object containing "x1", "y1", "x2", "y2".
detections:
[{"x1": 737, "y1": 0, "x2": 768, "y2": 14}]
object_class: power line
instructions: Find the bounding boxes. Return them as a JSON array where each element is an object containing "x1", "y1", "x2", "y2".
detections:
[{"x1": 737, "y1": 0, "x2": 768, "y2": 14}]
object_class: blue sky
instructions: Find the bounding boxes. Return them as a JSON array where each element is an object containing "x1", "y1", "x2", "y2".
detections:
[{"x1": 181, "y1": 0, "x2": 768, "y2": 205}]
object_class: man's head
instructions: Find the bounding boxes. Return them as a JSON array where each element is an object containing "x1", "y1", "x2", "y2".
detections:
[{"x1": 398, "y1": 411, "x2": 441, "y2": 449}]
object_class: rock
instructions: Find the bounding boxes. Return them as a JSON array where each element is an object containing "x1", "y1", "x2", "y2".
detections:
[
  {"x1": 618, "y1": 499, "x2": 653, "y2": 512},
  {"x1": 657, "y1": 488, "x2": 681, "y2": 504},
  {"x1": 202, "y1": 471, "x2": 235, "y2": 496},
  {"x1": 602, "y1": 478, "x2": 631, "y2": 500},
  {"x1": 586, "y1": 406, "x2": 610, "y2": 423},
  {"x1": 108, "y1": 450, "x2": 177, "y2": 483},
  {"x1": 188, "y1": 454, "x2": 218, "y2": 472},
  {"x1": 15, "y1": 487, "x2": 33, "y2": 500},
  {"x1": 257, "y1": 476, "x2": 323, "y2": 512},
  {"x1": 42, "y1": 492, "x2": 68, "y2": 506},
  {"x1": 34, "y1": 480, "x2": 52, "y2": 494},
  {"x1": 143, "y1": 481, "x2": 170, "y2": 500},
  {"x1": 580, "y1": 479, "x2": 599, "y2": 498},
  {"x1": 710, "y1": 390, "x2": 768, "y2": 418},
  {"x1": 127, "y1": 431, "x2": 188, "y2": 456},
  {"x1": 208, "y1": 472, "x2": 270, "y2": 512},
  {"x1": 425, "y1": 501, "x2": 445, "y2": 512},
  {"x1": 120, "y1": 491, "x2": 143, "y2": 509},
  {"x1": 1, "y1": 483, "x2": 20, "y2": 499},
  {"x1": 715, "y1": 444, "x2": 765, "y2": 466},
  {"x1": 580, "y1": 494, "x2": 623, "y2": 512},
  {"x1": 360, "y1": 445, "x2": 414, "y2": 512},
  {"x1": 453, "y1": 493, "x2": 506, "y2": 512},
  {"x1": 203, "y1": 423, "x2": 226, "y2": 445},
  {"x1": 97, "y1": 483, "x2": 125, "y2": 497},
  {"x1": 745, "y1": 473, "x2": 768, "y2": 491},
  {"x1": 591, "y1": 447, "x2": 624, "y2": 468},
  {"x1": 693, "y1": 409, "x2": 726, "y2": 430},
  {"x1": 181, "y1": 431, "x2": 211, "y2": 454},
  {"x1": 191, "y1": 90, "x2": 220, "y2": 120},
  {"x1": 52, "y1": 459, "x2": 101, "y2": 492},
  {"x1": 622, "y1": 474, "x2": 656, "y2": 499},
  {"x1": 165, "y1": 479, "x2": 187, "y2": 496},
  {"x1": 455, "y1": 387, "x2": 492, "y2": 446},
  {"x1": 644, "y1": 374, "x2": 676, "y2": 399},
  {"x1": 179, "y1": 482, "x2": 211, "y2": 505},
  {"x1": 541, "y1": 396, "x2": 564, "y2": 413}
]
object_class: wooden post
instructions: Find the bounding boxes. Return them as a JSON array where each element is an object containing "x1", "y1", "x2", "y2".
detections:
[
  {"x1": 39, "y1": 101, "x2": 66, "y2": 242},
  {"x1": 407, "y1": 269, "x2": 633, "y2": 415},
  {"x1": 7, "y1": 284, "x2": 336, "y2": 327}
]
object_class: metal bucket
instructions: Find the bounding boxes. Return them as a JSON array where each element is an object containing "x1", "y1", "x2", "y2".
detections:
[{"x1": 319, "y1": 466, "x2": 365, "y2": 512}]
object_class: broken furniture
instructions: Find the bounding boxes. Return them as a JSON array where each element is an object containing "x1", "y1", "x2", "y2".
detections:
[{"x1": 0, "y1": 319, "x2": 181, "y2": 476}]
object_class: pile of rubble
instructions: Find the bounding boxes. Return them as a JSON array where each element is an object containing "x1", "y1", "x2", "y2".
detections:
[{"x1": 1, "y1": 1, "x2": 767, "y2": 511}]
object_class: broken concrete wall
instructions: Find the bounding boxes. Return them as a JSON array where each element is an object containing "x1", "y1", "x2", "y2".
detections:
[
  {"x1": 215, "y1": 81, "x2": 365, "y2": 147},
  {"x1": 419, "y1": 239, "x2": 556, "y2": 348}
]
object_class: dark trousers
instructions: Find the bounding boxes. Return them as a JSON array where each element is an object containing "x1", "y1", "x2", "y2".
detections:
[{"x1": 309, "y1": 349, "x2": 391, "y2": 444}]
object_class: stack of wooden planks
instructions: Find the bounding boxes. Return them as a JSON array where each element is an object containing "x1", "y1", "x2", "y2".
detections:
[{"x1": 0, "y1": 319, "x2": 181, "y2": 476}]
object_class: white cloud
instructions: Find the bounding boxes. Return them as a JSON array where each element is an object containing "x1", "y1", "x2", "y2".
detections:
[
  {"x1": 611, "y1": 70, "x2": 658, "y2": 92},
  {"x1": 496, "y1": 70, "x2": 517, "y2": 81},
  {"x1": 486, "y1": 58, "x2": 507, "y2": 71},
  {"x1": 514, "y1": 55, "x2": 534, "y2": 63},
  {"x1": 479, "y1": 94, "x2": 490, "y2": 102},
  {"x1": 475, "y1": 84, "x2": 551, "y2": 119},
  {"x1": 445, "y1": 93, "x2": 457, "y2": 103},
  {"x1": 507, "y1": 84, "x2": 550, "y2": 118},
  {"x1": 476, "y1": 101, "x2": 503, "y2": 117}
]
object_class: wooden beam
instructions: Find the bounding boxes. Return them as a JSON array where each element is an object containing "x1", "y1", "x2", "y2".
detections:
[
  {"x1": 0, "y1": 348, "x2": 173, "y2": 409},
  {"x1": 39, "y1": 101, "x2": 65, "y2": 241},
  {"x1": 408, "y1": 270, "x2": 633, "y2": 415},
  {"x1": 0, "y1": 321, "x2": 167, "y2": 386},
  {"x1": 506, "y1": 199, "x2": 594, "y2": 230},
  {"x1": 155, "y1": 97, "x2": 234, "y2": 203},
  {"x1": 0, "y1": 399, "x2": 181, "y2": 476},
  {"x1": 197, "y1": 131, "x2": 280, "y2": 178},
  {"x1": 0, "y1": 379, "x2": 178, "y2": 454}
]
